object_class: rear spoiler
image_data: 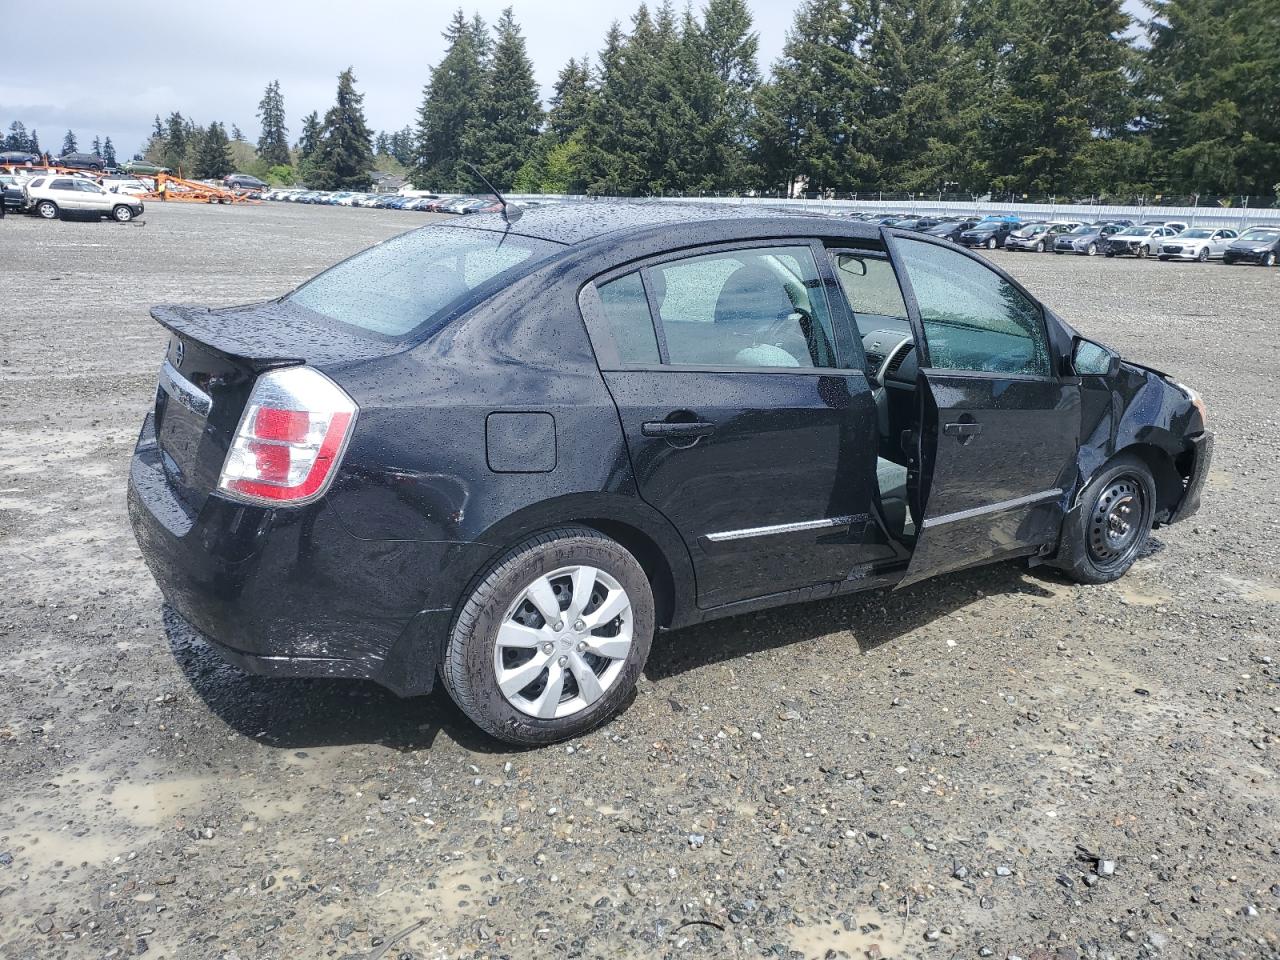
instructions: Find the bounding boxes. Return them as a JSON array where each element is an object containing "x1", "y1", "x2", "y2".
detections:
[{"x1": 151, "y1": 304, "x2": 306, "y2": 369}]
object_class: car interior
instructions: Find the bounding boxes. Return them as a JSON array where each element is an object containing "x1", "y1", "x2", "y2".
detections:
[{"x1": 828, "y1": 250, "x2": 919, "y2": 543}]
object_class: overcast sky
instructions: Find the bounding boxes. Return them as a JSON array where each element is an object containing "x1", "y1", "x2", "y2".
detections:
[{"x1": 4, "y1": 0, "x2": 1147, "y2": 158}]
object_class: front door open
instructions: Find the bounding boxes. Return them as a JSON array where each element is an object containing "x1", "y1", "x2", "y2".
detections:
[{"x1": 884, "y1": 231, "x2": 1081, "y2": 588}]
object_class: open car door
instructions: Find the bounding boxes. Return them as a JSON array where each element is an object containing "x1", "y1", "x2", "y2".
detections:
[{"x1": 883, "y1": 230, "x2": 1081, "y2": 589}]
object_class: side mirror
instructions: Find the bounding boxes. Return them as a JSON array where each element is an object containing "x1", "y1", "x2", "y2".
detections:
[{"x1": 1072, "y1": 337, "x2": 1120, "y2": 377}]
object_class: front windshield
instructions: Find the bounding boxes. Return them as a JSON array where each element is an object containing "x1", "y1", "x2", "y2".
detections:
[
  {"x1": 287, "y1": 225, "x2": 560, "y2": 337},
  {"x1": 1240, "y1": 228, "x2": 1280, "y2": 241},
  {"x1": 1179, "y1": 229, "x2": 1214, "y2": 239},
  {"x1": 1068, "y1": 225, "x2": 1093, "y2": 235}
]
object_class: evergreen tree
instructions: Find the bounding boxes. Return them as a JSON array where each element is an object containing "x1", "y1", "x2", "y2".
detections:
[
  {"x1": 297, "y1": 111, "x2": 322, "y2": 160},
  {"x1": 752, "y1": 0, "x2": 876, "y2": 196},
  {"x1": 193, "y1": 121, "x2": 233, "y2": 178},
  {"x1": 987, "y1": 0, "x2": 1134, "y2": 195},
  {"x1": 102, "y1": 137, "x2": 117, "y2": 167},
  {"x1": 546, "y1": 57, "x2": 594, "y2": 143},
  {"x1": 162, "y1": 113, "x2": 188, "y2": 172},
  {"x1": 28, "y1": 130, "x2": 40, "y2": 156},
  {"x1": 390, "y1": 126, "x2": 416, "y2": 166},
  {"x1": 461, "y1": 7, "x2": 544, "y2": 190},
  {"x1": 256, "y1": 80, "x2": 291, "y2": 167},
  {"x1": 413, "y1": 9, "x2": 490, "y2": 189},
  {"x1": 1141, "y1": 0, "x2": 1280, "y2": 197},
  {"x1": 61, "y1": 129, "x2": 78, "y2": 154},
  {"x1": 6, "y1": 121, "x2": 29, "y2": 151},
  {"x1": 375, "y1": 131, "x2": 391, "y2": 155},
  {"x1": 309, "y1": 68, "x2": 375, "y2": 190},
  {"x1": 152, "y1": 115, "x2": 164, "y2": 140},
  {"x1": 862, "y1": 0, "x2": 977, "y2": 191},
  {"x1": 91, "y1": 136, "x2": 102, "y2": 157},
  {"x1": 700, "y1": 0, "x2": 760, "y2": 191}
]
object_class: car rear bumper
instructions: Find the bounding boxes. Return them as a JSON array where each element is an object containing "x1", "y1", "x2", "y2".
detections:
[
  {"x1": 127, "y1": 413, "x2": 460, "y2": 696},
  {"x1": 1169, "y1": 431, "x2": 1213, "y2": 524}
]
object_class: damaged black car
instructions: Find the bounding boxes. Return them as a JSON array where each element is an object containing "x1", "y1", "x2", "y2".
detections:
[{"x1": 128, "y1": 203, "x2": 1212, "y2": 745}]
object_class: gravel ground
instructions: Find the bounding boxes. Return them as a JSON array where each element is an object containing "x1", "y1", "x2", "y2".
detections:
[{"x1": 0, "y1": 203, "x2": 1277, "y2": 960}]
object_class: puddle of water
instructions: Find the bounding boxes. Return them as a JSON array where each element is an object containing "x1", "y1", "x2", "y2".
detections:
[
  {"x1": 1220, "y1": 575, "x2": 1280, "y2": 605},
  {"x1": 787, "y1": 909, "x2": 911, "y2": 959}
]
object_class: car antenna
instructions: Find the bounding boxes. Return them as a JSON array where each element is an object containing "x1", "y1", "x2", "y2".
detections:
[{"x1": 464, "y1": 161, "x2": 522, "y2": 225}]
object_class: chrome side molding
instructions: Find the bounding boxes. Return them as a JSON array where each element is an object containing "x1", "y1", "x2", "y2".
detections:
[{"x1": 706, "y1": 515, "x2": 857, "y2": 543}]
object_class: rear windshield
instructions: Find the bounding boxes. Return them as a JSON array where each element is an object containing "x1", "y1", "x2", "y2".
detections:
[{"x1": 286, "y1": 226, "x2": 559, "y2": 337}]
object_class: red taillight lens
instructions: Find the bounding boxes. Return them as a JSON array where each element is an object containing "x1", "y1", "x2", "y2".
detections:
[{"x1": 218, "y1": 366, "x2": 357, "y2": 506}]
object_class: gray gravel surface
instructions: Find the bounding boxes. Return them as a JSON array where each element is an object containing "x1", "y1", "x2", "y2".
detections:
[{"x1": 1, "y1": 203, "x2": 1277, "y2": 960}]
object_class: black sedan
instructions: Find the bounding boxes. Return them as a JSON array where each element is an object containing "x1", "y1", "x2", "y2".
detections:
[
  {"x1": 924, "y1": 218, "x2": 979, "y2": 242},
  {"x1": 1221, "y1": 226, "x2": 1280, "y2": 266},
  {"x1": 958, "y1": 219, "x2": 1020, "y2": 249},
  {"x1": 128, "y1": 203, "x2": 1212, "y2": 745}
]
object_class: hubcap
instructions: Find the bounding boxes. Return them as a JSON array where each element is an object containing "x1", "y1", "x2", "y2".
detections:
[
  {"x1": 1088, "y1": 477, "x2": 1145, "y2": 567},
  {"x1": 494, "y1": 565, "x2": 633, "y2": 720}
]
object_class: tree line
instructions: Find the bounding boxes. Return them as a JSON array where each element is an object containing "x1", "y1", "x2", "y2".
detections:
[
  {"x1": 412, "y1": 0, "x2": 1279, "y2": 200},
  {"x1": 7, "y1": 0, "x2": 1276, "y2": 200}
]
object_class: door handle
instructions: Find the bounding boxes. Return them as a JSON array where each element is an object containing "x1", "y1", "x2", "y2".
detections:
[
  {"x1": 641, "y1": 420, "x2": 716, "y2": 438},
  {"x1": 943, "y1": 421, "x2": 983, "y2": 438}
]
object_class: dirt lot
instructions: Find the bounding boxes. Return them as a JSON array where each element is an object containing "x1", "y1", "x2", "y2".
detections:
[{"x1": 0, "y1": 202, "x2": 1276, "y2": 960}]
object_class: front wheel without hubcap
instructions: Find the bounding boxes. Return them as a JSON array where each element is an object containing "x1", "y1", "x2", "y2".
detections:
[
  {"x1": 1053, "y1": 454, "x2": 1156, "y2": 584},
  {"x1": 442, "y1": 527, "x2": 654, "y2": 745}
]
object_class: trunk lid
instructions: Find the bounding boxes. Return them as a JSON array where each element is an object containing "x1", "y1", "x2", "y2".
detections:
[{"x1": 150, "y1": 300, "x2": 394, "y2": 511}]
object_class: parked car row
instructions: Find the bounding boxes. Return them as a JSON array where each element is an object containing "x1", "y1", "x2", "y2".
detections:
[
  {"x1": 832, "y1": 210, "x2": 1280, "y2": 266},
  {"x1": 262, "y1": 189, "x2": 564, "y2": 215}
]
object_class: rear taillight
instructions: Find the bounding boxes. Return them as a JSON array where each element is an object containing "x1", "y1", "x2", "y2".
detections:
[{"x1": 218, "y1": 366, "x2": 357, "y2": 506}]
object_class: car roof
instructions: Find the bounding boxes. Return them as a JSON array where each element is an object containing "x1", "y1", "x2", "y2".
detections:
[{"x1": 448, "y1": 199, "x2": 856, "y2": 247}]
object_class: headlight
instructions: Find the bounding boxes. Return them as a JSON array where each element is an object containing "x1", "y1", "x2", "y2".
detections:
[{"x1": 1171, "y1": 380, "x2": 1207, "y2": 423}]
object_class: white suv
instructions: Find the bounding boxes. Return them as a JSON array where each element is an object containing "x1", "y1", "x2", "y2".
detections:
[{"x1": 24, "y1": 175, "x2": 145, "y2": 221}]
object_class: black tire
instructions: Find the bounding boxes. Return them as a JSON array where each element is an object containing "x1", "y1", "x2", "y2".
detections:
[
  {"x1": 1197, "y1": 248, "x2": 1209, "y2": 263},
  {"x1": 112, "y1": 205, "x2": 133, "y2": 222},
  {"x1": 1035, "y1": 240, "x2": 1045, "y2": 253},
  {"x1": 986, "y1": 237, "x2": 997, "y2": 250},
  {"x1": 441, "y1": 526, "x2": 655, "y2": 745},
  {"x1": 1264, "y1": 251, "x2": 1277, "y2": 267},
  {"x1": 1137, "y1": 245, "x2": 1149, "y2": 259},
  {"x1": 1053, "y1": 454, "x2": 1156, "y2": 585},
  {"x1": 36, "y1": 200, "x2": 58, "y2": 220},
  {"x1": 1086, "y1": 242, "x2": 1098, "y2": 256}
]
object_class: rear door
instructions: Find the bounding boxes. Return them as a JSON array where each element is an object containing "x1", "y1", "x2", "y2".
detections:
[
  {"x1": 49, "y1": 177, "x2": 82, "y2": 209},
  {"x1": 884, "y1": 231, "x2": 1081, "y2": 588},
  {"x1": 581, "y1": 241, "x2": 890, "y2": 609}
]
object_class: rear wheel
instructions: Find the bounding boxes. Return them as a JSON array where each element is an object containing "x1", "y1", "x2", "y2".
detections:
[
  {"x1": 441, "y1": 527, "x2": 655, "y2": 745},
  {"x1": 1053, "y1": 454, "x2": 1156, "y2": 584},
  {"x1": 36, "y1": 200, "x2": 58, "y2": 220}
]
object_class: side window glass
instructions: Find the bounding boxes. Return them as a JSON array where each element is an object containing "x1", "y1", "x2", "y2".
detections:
[
  {"x1": 51, "y1": 178, "x2": 75, "y2": 190},
  {"x1": 897, "y1": 239, "x2": 1051, "y2": 377},
  {"x1": 649, "y1": 246, "x2": 837, "y2": 369},
  {"x1": 832, "y1": 252, "x2": 909, "y2": 331},
  {"x1": 596, "y1": 272, "x2": 660, "y2": 365}
]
